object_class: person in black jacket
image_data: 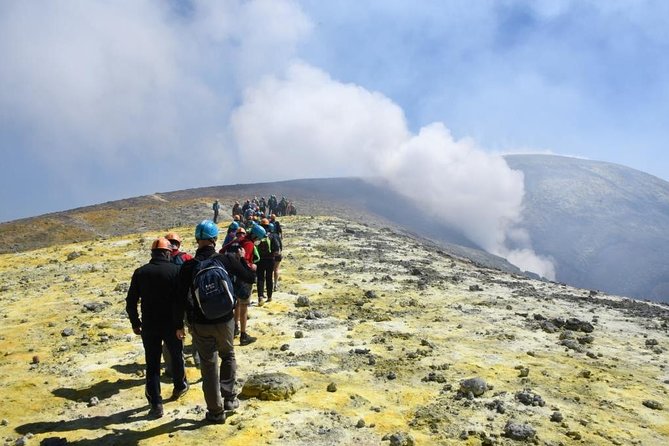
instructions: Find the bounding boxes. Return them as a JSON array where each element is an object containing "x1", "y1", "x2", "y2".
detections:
[
  {"x1": 174, "y1": 220, "x2": 238, "y2": 424},
  {"x1": 126, "y1": 237, "x2": 188, "y2": 418}
]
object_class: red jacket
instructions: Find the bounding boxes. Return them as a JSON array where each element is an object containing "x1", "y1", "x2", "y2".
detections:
[
  {"x1": 170, "y1": 249, "x2": 193, "y2": 264},
  {"x1": 220, "y1": 235, "x2": 255, "y2": 267}
]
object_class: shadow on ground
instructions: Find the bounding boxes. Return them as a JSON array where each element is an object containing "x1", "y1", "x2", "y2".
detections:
[
  {"x1": 52, "y1": 378, "x2": 144, "y2": 402},
  {"x1": 18, "y1": 406, "x2": 204, "y2": 446}
]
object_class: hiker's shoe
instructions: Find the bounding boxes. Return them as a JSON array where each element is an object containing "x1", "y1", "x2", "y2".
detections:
[
  {"x1": 234, "y1": 324, "x2": 240, "y2": 337},
  {"x1": 171, "y1": 382, "x2": 189, "y2": 400},
  {"x1": 148, "y1": 403, "x2": 164, "y2": 418},
  {"x1": 205, "y1": 410, "x2": 225, "y2": 424},
  {"x1": 266, "y1": 297, "x2": 272, "y2": 303},
  {"x1": 224, "y1": 397, "x2": 240, "y2": 411},
  {"x1": 240, "y1": 332, "x2": 257, "y2": 346},
  {"x1": 257, "y1": 297, "x2": 265, "y2": 307}
]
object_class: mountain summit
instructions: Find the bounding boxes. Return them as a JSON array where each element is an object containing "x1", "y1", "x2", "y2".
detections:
[{"x1": 505, "y1": 154, "x2": 669, "y2": 302}]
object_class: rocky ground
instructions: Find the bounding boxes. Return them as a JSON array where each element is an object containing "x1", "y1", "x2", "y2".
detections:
[{"x1": 0, "y1": 215, "x2": 668, "y2": 445}]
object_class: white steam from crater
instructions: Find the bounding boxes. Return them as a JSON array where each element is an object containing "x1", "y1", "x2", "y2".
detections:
[{"x1": 232, "y1": 63, "x2": 556, "y2": 279}]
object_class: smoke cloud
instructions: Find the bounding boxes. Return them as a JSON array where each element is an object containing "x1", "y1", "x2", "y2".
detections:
[{"x1": 232, "y1": 62, "x2": 555, "y2": 279}]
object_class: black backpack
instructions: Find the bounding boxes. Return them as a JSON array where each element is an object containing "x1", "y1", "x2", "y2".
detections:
[{"x1": 191, "y1": 256, "x2": 235, "y2": 319}]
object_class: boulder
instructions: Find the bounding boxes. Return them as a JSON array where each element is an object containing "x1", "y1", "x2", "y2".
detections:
[{"x1": 240, "y1": 373, "x2": 302, "y2": 401}]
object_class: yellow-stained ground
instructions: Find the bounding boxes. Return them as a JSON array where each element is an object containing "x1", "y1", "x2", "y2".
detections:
[{"x1": 0, "y1": 216, "x2": 667, "y2": 445}]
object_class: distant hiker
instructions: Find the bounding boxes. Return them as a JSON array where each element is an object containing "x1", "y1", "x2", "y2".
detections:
[
  {"x1": 278, "y1": 196, "x2": 288, "y2": 216},
  {"x1": 243, "y1": 207, "x2": 255, "y2": 223},
  {"x1": 174, "y1": 220, "x2": 239, "y2": 423},
  {"x1": 231, "y1": 201, "x2": 241, "y2": 218},
  {"x1": 162, "y1": 232, "x2": 195, "y2": 376},
  {"x1": 287, "y1": 201, "x2": 297, "y2": 216},
  {"x1": 270, "y1": 214, "x2": 283, "y2": 240},
  {"x1": 241, "y1": 199, "x2": 251, "y2": 214},
  {"x1": 212, "y1": 200, "x2": 221, "y2": 223},
  {"x1": 268, "y1": 195, "x2": 277, "y2": 215},
  {"x1": 259, "y1": 196, "x2": 267, "y2": 214},
  {"x1": 126, "y1": 237, "x2": 188, "y2": 419},
  {"x1": 222, "y1": 242, "x2": 257, "y2": 346},
  {"x1": 268, "y1": 222, "x2": 283, "y2": 292}
]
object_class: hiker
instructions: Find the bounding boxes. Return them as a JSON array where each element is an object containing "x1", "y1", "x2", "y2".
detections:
[
  {"x1": 259, "y1": 196, "x2": 267, "y2": 214},
  {"x1": 255, "y1": 221, "x2": 279, "y2": 306},
  {"x1": 174, "y1": 220, "x2": 239, "y2": 423},
  {"x1": 222, "y1": 220, "x2": 240, "y2": 247},
  {"x1": 269, "y1": 214, "x2": 282, "y2": 240},
  {"x1": 243, "y1": 207, "x2": 254, "y2": 223},
  {"x1": 166, "y1": 232, "x2": 193, "y2": 265},
  {"x1": 268, "y1": 195, "x2": 277, "y2": 215},
  {"x1": 268, "y1": 222, "x2": 283, "y2": 292},
  {"x1": 278, "y1": 196, "x2": 288, "y2": 216},
  {"x1": 241, "y1": 199, "x2": 251, "y2": 214},
  {"x1": 231, "y1": 201, "x2": 241, "y2": 218},
  {"x1": 222, "y1": 242, "x2": 257, "y2": 346},
  {"x1": 287, "y1": 201, "x2": 297, "y2": 216},
  {"x1": 226, "y1": 227, "x2": 260, "y2": 344},
  {"x1": 126, "y1": 237, "x2": 188, "y2": 418},
  {"x1": 162, "y1": 232, "x2": 195, "y2": 376},
  {"x1": 212, "y1": 200, "x2": 220, "y2": 223}
]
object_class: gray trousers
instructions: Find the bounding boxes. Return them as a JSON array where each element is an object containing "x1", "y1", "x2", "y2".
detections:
[{"x1": 191, "y1": 319, "x2": 237, "y2": 413}]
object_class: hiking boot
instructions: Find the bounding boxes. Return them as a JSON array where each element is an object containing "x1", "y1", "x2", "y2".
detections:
[
  {"x1": 205, "y1": 410, "x2": 225, "y2": 424},
  {"x1": 257, "y1": 297, "x2": 265, "y2": 307},
  {"x1": 239, "y1": 332, "x2": 257, "y2": 346},
  {"x1": 148, "y1": 403, "x2": 164, "y2": 418},
  {"x1": 224, "y1": 397, "x2": 240, "y2": 411},
  {"x1": 171, "y1": 382, "x2": 189, "y2": 400},
  {"x1": 234, "y1": 324, "x2": 240, "y2": 337},
  {"x1": 266, "y1": 297, "x2": 272, "y2": 303}
]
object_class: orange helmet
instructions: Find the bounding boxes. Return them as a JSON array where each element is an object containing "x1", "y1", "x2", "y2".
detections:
[
  {"x1": 164, "y1": 232, "x2": 181, "y2": 244},
  {"x1": 270, "y1": 214, "x2": 276, "y2": 221},
  {"x1": 261, "y1": 218, "x2": 270, "y2": 226},
  {"x1": 233, "y1": 214, "x2": 241, "y2": 221},
  {"x1": 151, "y1": 237, "x2": 172, "y2": 251},
  {"x1": 236, "y1": 227, "x2": 247, "y2": 235}
]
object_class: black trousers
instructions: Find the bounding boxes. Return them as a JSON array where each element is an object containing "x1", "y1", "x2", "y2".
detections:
[
  {"x1": 141, "y1": 328, "x2": 187, "y2": 404},
  {"x1": 256, "y1": 258, "x2": 275, "y2": 299}
]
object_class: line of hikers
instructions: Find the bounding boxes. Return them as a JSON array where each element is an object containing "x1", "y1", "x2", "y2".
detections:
[{"x1": 125, "y1": 210, "x2": 284, "y2": 422}]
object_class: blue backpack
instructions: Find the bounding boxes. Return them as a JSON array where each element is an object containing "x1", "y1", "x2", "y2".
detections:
[{"x1": 191, "y1": 256, "x2": 235, "y2": 319}]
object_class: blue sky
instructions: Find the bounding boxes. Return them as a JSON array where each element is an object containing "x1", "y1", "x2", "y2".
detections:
[{"x1": 1, "y1": 1, "x2": 668, "y2": 269}]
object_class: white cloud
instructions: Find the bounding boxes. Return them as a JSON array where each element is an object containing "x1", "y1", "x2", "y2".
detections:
[
  {"x1": 231, "y1": 62, "x2": 409, "y2": 178},
  {"x1": 0, "y1": 0, "x2": 311, "y2": 190}
]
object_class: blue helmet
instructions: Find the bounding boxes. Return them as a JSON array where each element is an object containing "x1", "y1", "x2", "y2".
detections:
[
  {"x1": 268, "y1": 223, "x2": 275, "y2": 232},
  {"x1": 195, "y1": 220, "x2": 219, "y2": 240},
  {"x1": 249, "y1": 224, "x2": 266, "y2": 240},
  {"x1": 228, "y1": 221, "x2": 240, "y2": 231}
]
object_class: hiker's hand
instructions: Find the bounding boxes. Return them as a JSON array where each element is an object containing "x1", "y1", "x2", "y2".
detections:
[
  {"x1": 132, "y1": 326, "x2": 142, "y2": 335},
  {"x1": 176, "y1": 329, "x2": 186, "y2": 340},
  {"x1": 250, "y1": 263, "x2": 257, "y2": 271}
]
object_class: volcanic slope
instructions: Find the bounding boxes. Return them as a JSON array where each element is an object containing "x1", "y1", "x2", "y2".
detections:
[{"x1": 0, "y1": 215, "x2": 668, "y2": 445}]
